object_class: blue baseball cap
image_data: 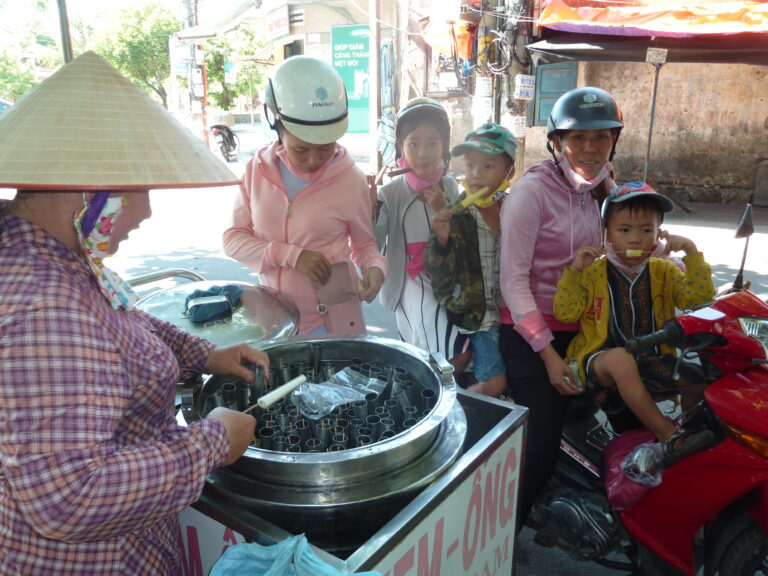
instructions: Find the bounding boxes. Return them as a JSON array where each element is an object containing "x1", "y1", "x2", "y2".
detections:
[{"x1": 601, "y1": 181, "x2": 675, "y2": 223}]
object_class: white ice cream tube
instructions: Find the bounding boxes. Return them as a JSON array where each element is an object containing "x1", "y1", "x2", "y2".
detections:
[{"x1": 256, "y1": 375, "x2": 307, "y2": 410}]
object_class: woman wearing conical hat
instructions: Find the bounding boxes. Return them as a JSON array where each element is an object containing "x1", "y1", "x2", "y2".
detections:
[{"x1": 0, "y1": 52, "x2": 268, "y2": 575}]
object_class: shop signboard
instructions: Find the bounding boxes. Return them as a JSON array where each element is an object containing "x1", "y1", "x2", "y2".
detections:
[
  {"x1": 266, "y1": 5, "x2": 290, "y2": 42},
  {"x1": 331, "y1": 25, "x2": 370, "y2": 134}
]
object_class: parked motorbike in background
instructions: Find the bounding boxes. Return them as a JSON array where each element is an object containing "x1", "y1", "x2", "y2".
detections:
[
  {"x1": 210, "y1": 124, "x2": 239, "y2": 163},
  {"x1": 528, "y1": 203, "x2": 768, "y2": 575}
]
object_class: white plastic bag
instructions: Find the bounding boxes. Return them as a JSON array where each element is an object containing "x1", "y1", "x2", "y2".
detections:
[{"x1": 621, "y1": 441, "x2": 664, "y2": 488}]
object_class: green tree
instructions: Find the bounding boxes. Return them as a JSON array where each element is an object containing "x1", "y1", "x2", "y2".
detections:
[
  {"x1": 204, "y1": 26, "x2": 266, "y2": 111},
  {"x1": 0, "y1": 0, "x2": 59, "y2": 99},
  {"x1": 98, "y1": 4, "x2": 180, "y2": 108},
  {"x1": 0, "y1": 48, "x2": 35, "y2": 100}
]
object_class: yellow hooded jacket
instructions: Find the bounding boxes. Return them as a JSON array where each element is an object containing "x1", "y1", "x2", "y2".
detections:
[{"x1": 553, "y1": 253, "x2": 715, "y2": 383}]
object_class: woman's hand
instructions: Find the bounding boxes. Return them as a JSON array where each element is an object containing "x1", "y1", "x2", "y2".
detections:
[
  {"x1": 540, "y1": 345, "x2": 580, "y2": 396},
  {"x1": 421, "y1": 183, "x2": 447, "y2": 212},
  {"x1": 204, "y1": 344, "x2": 270, "y2": 383},
  {"x1": 432, "y1": 208, "x2": 452, "y2": 247},
  {"x1": 206, "y1": 407, "x2": 257, "y2": 466},
  {"x1": 358, "y1": 266, "x2": 384, "y2": 302},
  {"x1": 569, "y1": 245, "x2": 603, "y2": 272},
  {"x1": 296, "y1": 249, "x2": 331, "y2": 285}
]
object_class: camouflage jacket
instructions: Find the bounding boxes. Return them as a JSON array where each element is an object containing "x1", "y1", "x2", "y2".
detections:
[{"x1": 424, "y1": 205, "x2": 486, "y2": 332}]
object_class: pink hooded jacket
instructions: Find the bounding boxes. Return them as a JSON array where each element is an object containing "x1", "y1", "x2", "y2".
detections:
[
  {"x1": 500, "y1": 159, "x2": 611, "y2": 352},
  {"x1": 223, "y1": 143, "x2": 387, "y2": 335}
]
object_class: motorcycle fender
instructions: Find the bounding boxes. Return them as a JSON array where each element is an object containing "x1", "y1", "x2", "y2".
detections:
[{"x1": 705, "y1": 368, "x2": 768, "y2": 439}]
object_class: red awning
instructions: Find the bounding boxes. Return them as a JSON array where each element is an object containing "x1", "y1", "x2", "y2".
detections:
[
  {"x1": 528, "y1": 0, "x2": 768, "y2": 65},
  {"x1": 538, "y1": 0, "x2": 768, "y2": 38}
]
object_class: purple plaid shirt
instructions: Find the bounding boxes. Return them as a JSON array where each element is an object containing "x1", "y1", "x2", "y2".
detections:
[{"x1": 0, "y1": 204, "x2": 228, "y2": 575}]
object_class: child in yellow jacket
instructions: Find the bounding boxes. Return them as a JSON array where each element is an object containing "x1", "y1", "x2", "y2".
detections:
[{"x1": 553, "y1": 182, "x2": 715, "y2": 468}]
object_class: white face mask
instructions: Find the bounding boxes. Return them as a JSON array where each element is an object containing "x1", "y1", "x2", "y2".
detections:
[
  {"x1": 73, "y1": 192, "x2": 138, "y2": 310},
  {"x1": 558, "y1": 154, "x2": 613, "y2": 194}
]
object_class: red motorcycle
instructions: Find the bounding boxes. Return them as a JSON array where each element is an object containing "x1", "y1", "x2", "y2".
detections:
[{"x1": 530, "y1": 204, "x2": 768, "y2": 575}]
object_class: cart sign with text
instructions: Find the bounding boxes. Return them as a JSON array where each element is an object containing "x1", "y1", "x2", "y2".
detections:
[
  {"x1": 176, "y1": 425, "x2": 522, "y2": 575},
  {"x1": 372, "y1": 427, "x2": 521, "y2": 575},
  {"x1": 331, "y1": 25, "x2": 370, "y2": 134}
]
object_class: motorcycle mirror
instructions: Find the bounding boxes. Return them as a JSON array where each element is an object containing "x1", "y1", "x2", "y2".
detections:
[
  {"x1": 732, "y1": 202, "x2": 753, "y2": 291},
  {"x1": 735, "y1": 203, "x2": 754, "y2": 239}
]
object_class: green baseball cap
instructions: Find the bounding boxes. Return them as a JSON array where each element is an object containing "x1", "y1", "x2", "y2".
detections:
[{"x1": 452, "y1": 122, "x2": 517, "y2": 161}]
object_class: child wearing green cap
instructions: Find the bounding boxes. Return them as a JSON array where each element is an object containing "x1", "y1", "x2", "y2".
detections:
[
  {"x1": 553, "y1": 182, "x2": 716, "y2": 467},
  {"x1": 424, "y1": 123, "x2": 517, "y2": 398}
]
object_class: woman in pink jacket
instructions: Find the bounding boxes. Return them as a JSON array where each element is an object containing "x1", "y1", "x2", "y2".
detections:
[
  {"x1": 499, "y1": 87, "x2": 624, "y2": 530},
  {"x1": 223, "y1": 56, "x2": 386, "y2": 335}
]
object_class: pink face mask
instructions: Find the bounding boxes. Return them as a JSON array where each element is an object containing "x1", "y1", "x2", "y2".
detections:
[
  {"x1": 604, "y1": 241, "x2": 650, "y2": 278},
  {"x1": 558, "y1": 154, "x2": 613, "y2": 194},
  {"x1": 397, "y1": 157, "x2": 444, "y2": 193}
]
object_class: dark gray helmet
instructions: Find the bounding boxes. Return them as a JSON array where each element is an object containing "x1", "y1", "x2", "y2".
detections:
[
  {"x1": 546, "y1": 87, "x2": 624, "y2": 139},
  {"x1": 395, "y1": 97, "x2": 452, "y2": 165}
]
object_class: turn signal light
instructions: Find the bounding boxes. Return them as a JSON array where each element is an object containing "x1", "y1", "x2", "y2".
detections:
[{"x1": 721, "y1": 420, "x2": 768, "y2": 460}]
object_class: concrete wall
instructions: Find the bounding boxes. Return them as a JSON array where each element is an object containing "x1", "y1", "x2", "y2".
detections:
[{"x1": 523, "y1": 61, "x2": 768, "y2": 204}]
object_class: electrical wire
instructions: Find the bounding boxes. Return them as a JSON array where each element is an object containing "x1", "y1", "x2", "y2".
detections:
[
  {"x1": 345, "y1": 0, "x2": 428, "y2": 36},
  {"x1": 463, "y1": 3, "x2": 538, "y2": 26}
]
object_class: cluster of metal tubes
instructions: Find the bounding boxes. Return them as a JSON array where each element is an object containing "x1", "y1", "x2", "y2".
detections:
[
  {"x1": 203, "y1": 347, "x2": 438, "y2": 453},
  {"x1": 253, "y1": 383, "x2": 435, "y2": 452}
]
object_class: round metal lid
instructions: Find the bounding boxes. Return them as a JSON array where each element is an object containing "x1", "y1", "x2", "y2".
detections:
[{"x1": 136, "y1": 281, "x2": 299, "y2": 347}]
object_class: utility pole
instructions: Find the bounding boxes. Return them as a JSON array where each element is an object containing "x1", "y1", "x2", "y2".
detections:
[
  {"x1": 56, "y1": 0, "x2": 74, "y2": 63},
  {"x1": 369, "y1": 0, "x2": 381, "y2": 173}
]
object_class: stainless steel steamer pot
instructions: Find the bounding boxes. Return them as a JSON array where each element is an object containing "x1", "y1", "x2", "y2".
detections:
[
  {"x1": 194, "y1": 336, "x2": 467, "y2": 553},
  {"x1": 136, "y1": 280, "x2": 299, "y2": 347}
]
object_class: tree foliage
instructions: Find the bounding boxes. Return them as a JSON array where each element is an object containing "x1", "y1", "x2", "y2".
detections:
[
  {"x1": 204, "y1": 26, "x2": 267, "y2": 111},
  {"x1": 0, "y1": 0, "x2": 58, "y2": 100},
  {"x1": 0, "y1": 1, "x2": 268, "y2": 112},
  {"x1": 0, "y1": 49, "x2": 35, "y2": 100},
  {"x1": 98, "y1": 4, "x2": 180, "y2": 108}
]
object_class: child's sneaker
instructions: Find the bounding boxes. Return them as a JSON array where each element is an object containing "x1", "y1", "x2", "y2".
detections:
[{"x1": 662, "y1": 429, "x2": 714, "y2": 468}]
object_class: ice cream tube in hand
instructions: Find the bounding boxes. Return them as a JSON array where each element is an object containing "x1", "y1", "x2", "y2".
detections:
[
  {"x1": 242, "y1": 375, "x2": 307, "y2": 413},
  {"x1": 387, "y1": 167, "x2": 413, "y2": 177},
  {"x1": 452, "y1": 186, "x2": 489, "y2": 212},
  {"x1": 625, "y1": 249, "x2": 653, "y2": 257}
]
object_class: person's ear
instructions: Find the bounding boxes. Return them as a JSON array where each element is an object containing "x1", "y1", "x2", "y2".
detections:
[{"x1": 552, "y1": 134, "x2": 562, "y2": 153}]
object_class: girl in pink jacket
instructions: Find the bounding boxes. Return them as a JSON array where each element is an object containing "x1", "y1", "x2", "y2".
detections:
[{"x1": 223, "y1": 57, "x2": 386, "y2": 335}]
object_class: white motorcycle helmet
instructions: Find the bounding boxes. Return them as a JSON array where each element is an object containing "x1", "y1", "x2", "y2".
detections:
[{"x1": 264, "y1": 56, "x2": 349, "y2": 145}]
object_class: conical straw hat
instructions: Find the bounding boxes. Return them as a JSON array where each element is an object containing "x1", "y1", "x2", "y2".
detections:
[{"x1": 0, "y1": 51, "x2": 239, "y2": 190}]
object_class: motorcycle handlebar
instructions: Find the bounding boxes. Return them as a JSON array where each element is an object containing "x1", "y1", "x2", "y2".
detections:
[{"x1": 625, "y1": 320, "x2": 685, "y2": 355}]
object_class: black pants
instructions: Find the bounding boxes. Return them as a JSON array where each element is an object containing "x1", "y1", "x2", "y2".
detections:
[{"x1": 499, "y1": 325, "x2": 575, "y2": 531}]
